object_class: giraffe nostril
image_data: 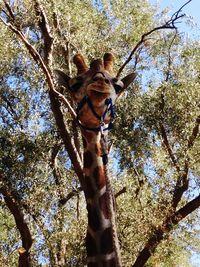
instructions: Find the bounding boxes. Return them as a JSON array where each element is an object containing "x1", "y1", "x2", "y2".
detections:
[{"x1": 93, "y1": 76, "x2": 99, "y2": 82}]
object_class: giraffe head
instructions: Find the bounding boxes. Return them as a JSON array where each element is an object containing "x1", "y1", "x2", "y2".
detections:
[{"x1": 56, "y1": 53, "x2": 135, "y2": 130}]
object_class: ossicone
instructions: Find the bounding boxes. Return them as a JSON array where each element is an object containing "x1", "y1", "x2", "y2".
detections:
[
  {"x1": 73, "y1": 54, "x2": 88, "y2": 75},
  {"x1": 90, "y1": 59, "x2": 103, "y2": 72},
  {"x1": 103, "y1": 53, "x2": 114, "y2": 73}
]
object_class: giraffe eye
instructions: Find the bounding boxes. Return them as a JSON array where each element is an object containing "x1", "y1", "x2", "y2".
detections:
[
  {"x1": 92, "y1": 73, "x2": 104, "y2": 81},
  {"x1": 70, "y1": 77, "x2": 83, "y2": 92},
  {"x1": 113, "y1": 78, "x2": 124, "y2": 93},
  {"x1": 71, "y1": 82, "x2": 82, "y2": 91}
]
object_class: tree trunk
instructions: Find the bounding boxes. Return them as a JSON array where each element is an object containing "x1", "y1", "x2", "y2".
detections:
[{"x1": 1, "y1": 188, "x2": 32, "y2": 267}]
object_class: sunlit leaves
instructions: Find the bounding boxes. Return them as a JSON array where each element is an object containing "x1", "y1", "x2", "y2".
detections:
[{"x1": 0, "y1": 0, "x2": 200, "y2": 266}]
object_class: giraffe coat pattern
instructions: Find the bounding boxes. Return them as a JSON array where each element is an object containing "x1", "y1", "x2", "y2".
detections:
[{"x1": 56, "y1": 52, "x2": 135, "y2": 267}]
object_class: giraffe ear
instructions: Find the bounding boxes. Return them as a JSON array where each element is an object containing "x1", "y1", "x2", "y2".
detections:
[
  {"x1": 54, "y1": 69, "x2": 71, "y2": 90},
  {"x1": 121, "y1": 72, "x2": 136, "y2": 89}
]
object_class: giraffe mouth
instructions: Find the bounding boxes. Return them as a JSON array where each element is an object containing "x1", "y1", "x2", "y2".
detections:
[
  {"x1": 88, "y1": 83, "x2": 111, "y2": 94},
  {"x1": 88, "y1": 87, "x2": 111, "y2": 96},
  {"x1": 89, "y1": 89, "x2": 110, "y2": 99},
  {"x1": 91, "y1": 88, "x2": 110, "y2": 94}
]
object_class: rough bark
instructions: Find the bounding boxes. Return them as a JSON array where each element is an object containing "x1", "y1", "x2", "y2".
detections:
[
  {"x1": 48, "y1": 91, "x2": 84, "y2": 186},
  {"x1": 1, "y1": 188, "x2": 32, "y2": 267}
]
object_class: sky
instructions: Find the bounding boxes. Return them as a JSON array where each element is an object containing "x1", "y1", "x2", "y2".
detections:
[
  {"x1": 151, "y1": 0, "x2": 200, "y2": 39},
  {"x1": 158, "y1": 0, "x2": 199, "y2": 20}
]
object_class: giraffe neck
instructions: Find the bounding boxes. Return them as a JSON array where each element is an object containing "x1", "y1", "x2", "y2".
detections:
[{"x1": 82, "y1": 130, "x2": 121, "y2": 267}]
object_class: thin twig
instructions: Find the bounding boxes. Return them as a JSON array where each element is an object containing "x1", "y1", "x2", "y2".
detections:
[
  {"x1": 3, "y1": 0, "x2": 15, "y2": 21},
  {"x1": 171, "y1": 0, "x2": 192, "y2": 22},
  {"x1": 0, "y1": 17, "x2": 76, "y2": 118},
  {"x1": 0, "y1": 9, "x2": 84, "y2": 185},
  {"x1": 187, "y1": 115, "x2": 200, "y2": 149},
  {"x1": 165, "y1": 31, "x2": 178, "y2": 82},
  {"x1": 159, "y1": 122, "x2": 180, "y2": 173},
  {"x1": 59, "y1": 188, "x2": 82, "y2": 206},
  {"x1": 117, "y1": 0, "x2": 192, "y2": 77},
  {"x1": 115, "y1": 187, "x2": 127, "y2": 198}
]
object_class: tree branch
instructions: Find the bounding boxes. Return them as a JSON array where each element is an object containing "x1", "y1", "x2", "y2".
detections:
[
  {"x1": 172, "y1": 161, "x2": 189, "y2": 209},
  {"x1": 50, "y1": 142, "x2": 63, "y2": 186},
  {"x1": 0, "y1": 91, "x2": 18, "y2": 118},
  {"x1": 159, "y1": 122, "x2": 180, "y2": 172},
  {"x1": 3, "y1": 0, "x2": 15, "y2": 21},
  {"x1": 172, "y1": 115, "x2": 200, "y2": 209},
  {"x1": 187, "y1": 115, "x2": 200, "y2": 149},
  {"x1": 59, "y1": 188, "x2": 82, "y2": 206},
  {"x1": 53, "y1": 10, "x2": 74, "y2": 74},
  {"x1": 49, "y1": 91, "x2": 84, "y2": 185},
  {"x1": 115, "y1": 187, "x2": 127, "y2": 198},
  {"x1": 0, "y1": 8, "x2": 84, "y2": 185},
  {"x1": 117, "y1": 0, "x2": 192, "y2": 77},
  {"x1": 21, "y1": 202, "x2": 59, "y2": 265},
  {"x1": 33, "y1": 0, "x2": 53, "y2": 65},
  {"x1": 72, "y1": 119, "x2": 83, "y2": 161},
  {"x1": 0, "y1": 14, "x2": 76, "y2": 118},
  {"x1": 0, "y1": 187, "x2": 32, "y2": 267},
  {"x1": 164, "y1": 31, "x2": 178, "y2": 82},
  {"x1": 49, "y1": 142, "x2": 82, "y2": 205},
  {"x1": 132, "y1": 193, "x2": 200, "y2": 267}
]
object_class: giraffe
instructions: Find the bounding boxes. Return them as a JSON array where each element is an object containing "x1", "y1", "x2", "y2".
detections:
[{"x1": 56, "y1": 53, "x2": 135, "y2": 267}]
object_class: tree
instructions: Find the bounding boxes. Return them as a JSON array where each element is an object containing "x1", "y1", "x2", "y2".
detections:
[{"x1": 0, "y1": 0, "x2": 199, "y2": 266}]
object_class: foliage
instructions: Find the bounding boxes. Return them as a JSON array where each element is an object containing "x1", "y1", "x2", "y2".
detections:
[{"x1": 0, "y1": 0, "x2": 200, "y2": 266}]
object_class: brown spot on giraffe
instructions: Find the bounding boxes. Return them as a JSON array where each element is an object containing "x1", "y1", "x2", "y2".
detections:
[
  {"x1": 101, "y1": 227, "x2": 114, "y2": 254},
  {"x1": 87, "y1": 203, "x2": 101, "y2": 232},
  {"x1": 101, "y1": 258, "x2": 116, "y2": 267},
  {"x1": 93, "y1": 166, "x2": 106, "y2": 190},
  {"x1": 84, "y1": 151, "x2": 93, "y2": 169},
  {"x1": 82, "y1": 130, "x2": 94, "y2": 142},
  {"x1": 86, "y1": 232, "x2": 97, "y2": 257},
  {"x1": 99, "y1": 192, "x2": 110, "y2": 219},
  {"x1": 84, "y1": 176, "x2": 95, "y2": 199},
  {"x1": 88, "y1": 263, "x2": 99, "y2": 267}
]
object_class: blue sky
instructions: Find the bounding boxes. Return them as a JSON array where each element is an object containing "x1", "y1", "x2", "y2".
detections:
[
  {"x1": 159, "y1": 0, "x2": 199, "y2": 20},
  {"x1": 153, "y1": 0, "x2": 199, "y2": 22},
  {"x1": 152, "y1": 0, "x2": 200, "y2": 38}
]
